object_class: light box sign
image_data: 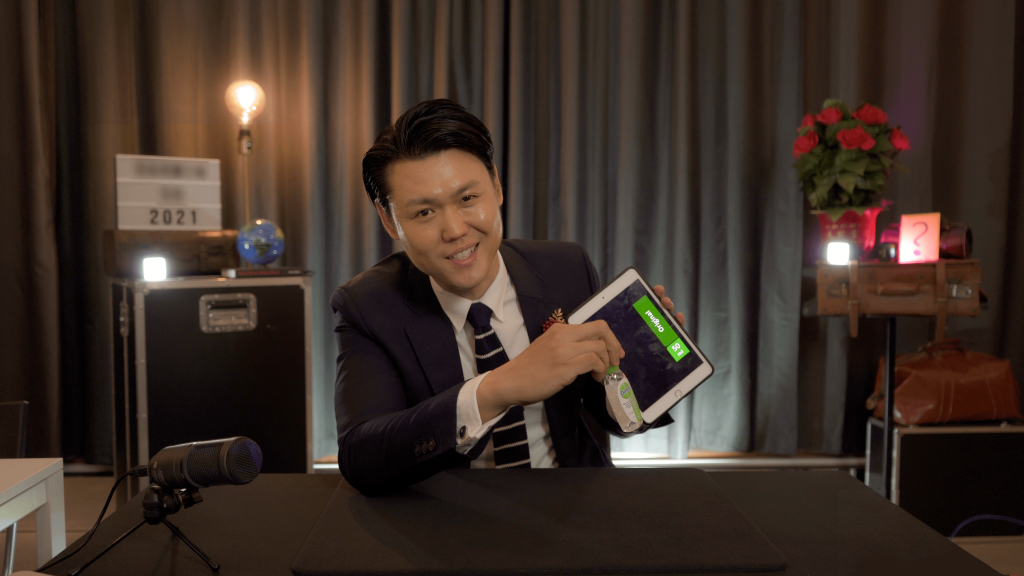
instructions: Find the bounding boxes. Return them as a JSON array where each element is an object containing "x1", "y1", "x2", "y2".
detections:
[
  {"x1": 115, "y1": 154, "x2": 222, "y2": 231},
  {"x1": 898, "y1": 212, "x2": 941, "y2": 264}
]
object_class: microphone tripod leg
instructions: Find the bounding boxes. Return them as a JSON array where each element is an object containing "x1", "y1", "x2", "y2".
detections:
[
  {"x1": 69, "y1": 519, "x2": 146, "y2": 576},
  {"x1": 161, "y1": 519, "x2": 220, "y2": 571}
]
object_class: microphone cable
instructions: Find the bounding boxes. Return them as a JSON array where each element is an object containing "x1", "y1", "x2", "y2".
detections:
[
  {"x1": 949, "y1": 514, "x2": 1024, "y2": 538},
  {"x1": 37, "y1": 466, "x2": 146, "y2": 572}
]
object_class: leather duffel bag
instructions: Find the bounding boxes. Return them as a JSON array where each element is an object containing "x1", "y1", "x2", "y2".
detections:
[{"x1": 867, "y1": 339, "x2": 1023, "y2": 426}]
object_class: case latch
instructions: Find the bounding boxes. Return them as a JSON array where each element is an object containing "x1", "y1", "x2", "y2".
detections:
[
  {"x1": 948, "y1": 283, "x2": 974, "y2": 299},
  {"x1": 119, "y1": 301, "x2": 130, "y2": 337}
]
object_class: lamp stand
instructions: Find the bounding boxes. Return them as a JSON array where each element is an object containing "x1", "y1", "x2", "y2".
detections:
[
  {"x1": 239, "y1": 127, "x2": 253, "y2": 268},
  {"x1": 238, "y1": 127, "x2": 253, "y2": 222}
]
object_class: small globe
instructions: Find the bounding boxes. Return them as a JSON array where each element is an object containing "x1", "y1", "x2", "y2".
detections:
[{"x1": 237, "y1": 219, "x2": 285, "y2": 265}]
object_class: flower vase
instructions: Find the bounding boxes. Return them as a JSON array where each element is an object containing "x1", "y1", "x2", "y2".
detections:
[{"x1": 812, "y1": 199, "x2": 891, "y2": 257}]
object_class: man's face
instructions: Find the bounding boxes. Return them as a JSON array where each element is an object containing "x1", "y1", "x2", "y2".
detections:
[{"x1": 377, "y1": 149, "x2": 503, "y2": 301}]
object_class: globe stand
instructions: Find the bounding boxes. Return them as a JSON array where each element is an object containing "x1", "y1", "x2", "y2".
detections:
[{"x1": 68, "y1": 485, "x2": 220, "y2": 575}]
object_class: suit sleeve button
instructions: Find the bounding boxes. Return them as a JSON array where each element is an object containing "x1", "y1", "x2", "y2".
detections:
[
  {"x1": 459, "y1": 426, "x2": 467, "y2": 439},
  {"x1": 421, "y1": 442, "x2": 429, "y2": 454},
  {"x1": 428, "y1": 439, "x2": 436, "y2": 451},
  {"x1": 414, "y1": 446, "x2": 422, "y2": 456}
]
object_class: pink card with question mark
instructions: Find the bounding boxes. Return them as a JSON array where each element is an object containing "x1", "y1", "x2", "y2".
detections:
[{"x1": 898, "y1": 212, "x2": 941, "y2": 263}]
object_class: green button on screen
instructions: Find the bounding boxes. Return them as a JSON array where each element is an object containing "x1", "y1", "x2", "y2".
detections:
[
  {"x1": 632, "y1": 295, "x2": 679, "y2": 347},
  {"x1": 668, "y1": 337, "x2": 690, "y2": 361}
]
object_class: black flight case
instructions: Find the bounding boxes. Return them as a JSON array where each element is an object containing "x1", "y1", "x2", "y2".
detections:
[{"x1": 111, "y1": 275, "x2": 313, "y2": 503}]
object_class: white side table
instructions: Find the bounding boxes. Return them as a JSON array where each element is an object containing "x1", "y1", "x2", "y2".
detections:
[{"x1": 0, "y1": 459, "x2": 66, "y2": 567}]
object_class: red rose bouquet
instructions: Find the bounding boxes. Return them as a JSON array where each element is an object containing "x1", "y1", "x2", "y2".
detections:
[{"x1": 794, "y1": 99, "x2": 910, "y2": 210}]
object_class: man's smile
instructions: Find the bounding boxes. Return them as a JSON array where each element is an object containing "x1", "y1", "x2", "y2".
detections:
[{"x1": 447, "y1": 244, "x2": 478, "y2": 261}]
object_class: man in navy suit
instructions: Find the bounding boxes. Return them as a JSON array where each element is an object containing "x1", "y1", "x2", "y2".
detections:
[{"x1": 332, "y1": 99, "x2": 683, "y2": 495}]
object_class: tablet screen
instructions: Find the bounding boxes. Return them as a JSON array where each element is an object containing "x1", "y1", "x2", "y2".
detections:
[{"x1": 586, "y1": 280, "x2": 705, "y2": 411}]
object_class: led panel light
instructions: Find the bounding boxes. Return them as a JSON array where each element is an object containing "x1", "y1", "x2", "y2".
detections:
[
  {"x1": 826, "y1": 242, "x2": 850, "y2": 265},
  {"x1": 142, "y1": 257, "x2": 167, "y2": 281}
]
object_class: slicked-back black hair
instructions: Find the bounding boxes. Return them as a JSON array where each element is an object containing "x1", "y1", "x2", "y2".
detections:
[{"x1": 362, "y1": 99, "x2": 495, "y2": 212}]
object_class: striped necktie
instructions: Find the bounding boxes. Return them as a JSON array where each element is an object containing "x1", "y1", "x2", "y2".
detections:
[{"x1": 466, "y1": 302, "x2": 531, "y2": 469}]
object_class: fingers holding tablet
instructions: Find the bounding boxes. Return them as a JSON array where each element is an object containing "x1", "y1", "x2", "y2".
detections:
[{"x1": 653, "y1": 284, "x2": 685, "y2": 329}]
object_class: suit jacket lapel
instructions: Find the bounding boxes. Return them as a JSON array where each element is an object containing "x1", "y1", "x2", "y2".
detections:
[
  {"x1": 403, "y1": 264, "x2": 464, "y2": 397},
  {"x1": 500, "y1": 244, "x2": 552, "y2": 344},
  {"x1": 501, "y1": 244, "x2": 579, "y2": 464}
]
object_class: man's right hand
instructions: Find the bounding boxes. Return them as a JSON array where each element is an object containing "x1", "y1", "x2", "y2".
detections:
[{"x1": 475, "y1": 320, "x2": 625, "y2": 422}]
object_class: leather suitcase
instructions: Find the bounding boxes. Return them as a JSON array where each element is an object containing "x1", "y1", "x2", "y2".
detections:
[
  {"x1": 817, "y1": 259, "x2": 982, "y2": 339},
  {"x1": 103, "y1": 229, "x2": 240, "y2": 278}
]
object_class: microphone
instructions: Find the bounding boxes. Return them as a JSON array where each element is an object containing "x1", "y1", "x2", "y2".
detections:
[
  {"x1": 44, "y1": 438, "x2": 258, "y2": 574},
  {"x1": 133, "y1": 437, "x2": 263, "y2": 490}
]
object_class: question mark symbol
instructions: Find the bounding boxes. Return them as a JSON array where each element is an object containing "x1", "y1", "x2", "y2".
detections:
[{"x1": 912, "y1": 221, "x2": 928, "y2": 256}]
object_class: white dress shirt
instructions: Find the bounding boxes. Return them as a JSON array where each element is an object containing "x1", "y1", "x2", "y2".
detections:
[{"x1": 430, "y1": 253, "x2": 558, "y2": 468}]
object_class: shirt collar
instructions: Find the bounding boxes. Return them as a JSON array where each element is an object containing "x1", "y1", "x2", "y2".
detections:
[{"x1": 430, "y1": 252, "x2": 509, "y2": 332}]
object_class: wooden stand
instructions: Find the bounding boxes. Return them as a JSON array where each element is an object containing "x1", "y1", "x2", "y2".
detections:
[
  {"x1": 882, "y1": 316, "x2": 896, "y2": 499},
  {"x1": 815, "y1": 260, "x2": 983, "y2": 499}
]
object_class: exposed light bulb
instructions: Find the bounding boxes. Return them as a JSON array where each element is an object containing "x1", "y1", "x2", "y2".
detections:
[{"x1": 225, "y1": 80, "x2": 266, "y2": 125}]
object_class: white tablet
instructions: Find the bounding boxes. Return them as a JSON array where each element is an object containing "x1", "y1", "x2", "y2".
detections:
[{"x1": 567, "y1": 267, "x2": 714, "y2": 424}]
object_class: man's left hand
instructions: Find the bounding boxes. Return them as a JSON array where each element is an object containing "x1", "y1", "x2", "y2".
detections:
[{"x1": 653, "y1": 285, "x2": 685, "y2": 328}]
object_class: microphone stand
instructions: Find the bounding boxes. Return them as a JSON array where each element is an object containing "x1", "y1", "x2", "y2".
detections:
[{"x1": 68, "y1": 485, "x2": 220, "y2": 575}]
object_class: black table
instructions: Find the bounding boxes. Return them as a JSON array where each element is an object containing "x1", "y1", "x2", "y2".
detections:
[{"x1": 40, "y1": 471, "x2": 999, "y2": 576}]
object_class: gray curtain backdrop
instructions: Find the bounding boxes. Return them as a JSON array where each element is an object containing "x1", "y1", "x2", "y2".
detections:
[
  {"x1": 2, "y1": 0, "x2": 1022, "y2": 462},
  {"x1": 0, "y1": 0, "x2": 62, "y2": 458}
]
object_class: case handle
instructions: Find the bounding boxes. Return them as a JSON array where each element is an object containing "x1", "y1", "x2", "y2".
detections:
[
  {"x1": 919, "y1": 338, "x2": 965, "y2": 355},
  {"x1": 876, "y1": 283, "x2": 920, "y2": 296},
  {"x1": 199, "y1": 293, "x2": 258, "y2": 333}
]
